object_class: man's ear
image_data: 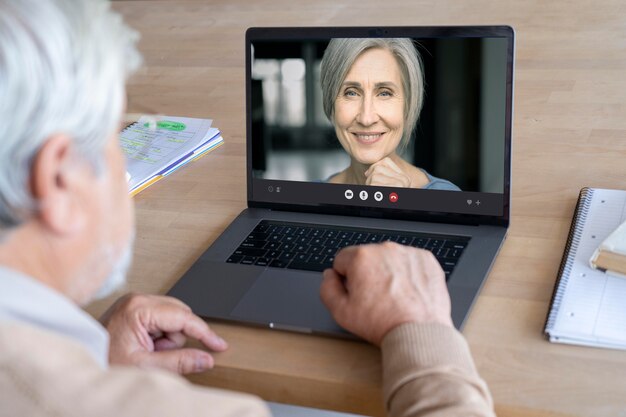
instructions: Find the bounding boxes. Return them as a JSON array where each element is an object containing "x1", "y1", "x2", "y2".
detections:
[{"x1": 30, "y1": 134, "x2": 88, "y2": 236}]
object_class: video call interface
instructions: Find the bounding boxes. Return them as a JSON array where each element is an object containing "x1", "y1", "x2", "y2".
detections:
[{"x1": 249, "y1": 35, "x2": 510, "y2": 216}]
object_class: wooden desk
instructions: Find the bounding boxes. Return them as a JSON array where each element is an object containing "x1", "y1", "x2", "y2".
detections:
[{"x1": 88, "y1": 1, "x2": 626, "y2": 416}]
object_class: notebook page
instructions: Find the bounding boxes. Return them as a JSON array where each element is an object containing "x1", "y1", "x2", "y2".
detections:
[
  {"x1": 553, "y1": 189, "x2": 626, "y2": 344},
  {"x1": 122, "y1": 116, "x2": 214, "y2": 191}
]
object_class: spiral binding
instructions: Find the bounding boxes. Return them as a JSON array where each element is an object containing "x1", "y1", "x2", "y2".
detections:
[
  {"x1": 544, "y1": 187, "x2": 594, "y2": 333},
  {"x1": 121, "y1": 121, "x2": 139, "y2": 132}
]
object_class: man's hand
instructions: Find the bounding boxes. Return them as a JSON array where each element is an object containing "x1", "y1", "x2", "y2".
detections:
[
  {"x1": 100, "y1": 294, "x2": 228, "y2": 374},
  {"x1": 320, "y1": 242, "x2": 453, "y2": 346}
]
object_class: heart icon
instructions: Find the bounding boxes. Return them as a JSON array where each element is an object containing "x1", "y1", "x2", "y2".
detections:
[{"x1": 467, "y1": 200, "x2": 472, "y2": 205}]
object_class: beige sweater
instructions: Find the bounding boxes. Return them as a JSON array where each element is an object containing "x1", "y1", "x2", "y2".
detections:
[
  {"x1": 382, "y1": 323, "x2": 495, "y2": 417},
  {"x1": 0, "y1": 321, "x2": 494, "y2": 417}
]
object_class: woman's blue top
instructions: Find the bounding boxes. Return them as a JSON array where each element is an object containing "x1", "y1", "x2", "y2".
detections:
[{"x1": 323, "y1": 168, "x2": 461, "y2": 191}]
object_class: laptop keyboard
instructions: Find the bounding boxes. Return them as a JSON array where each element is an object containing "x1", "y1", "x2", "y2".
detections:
[{"x1": 226, "y1": 220, "x2": 470, "y2": 280}]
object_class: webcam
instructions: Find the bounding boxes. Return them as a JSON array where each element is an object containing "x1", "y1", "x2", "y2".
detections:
[{"x1": 368, "y1": 28, "x2": 388, "y2": 36}]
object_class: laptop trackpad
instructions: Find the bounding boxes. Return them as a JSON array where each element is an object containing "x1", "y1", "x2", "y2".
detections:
[
  {"x1": 167, "y1": 260, "x2": 261, "y2": 319},
  {"x1": 230, "y1": 269, "x2": 343, "y2": 334}
]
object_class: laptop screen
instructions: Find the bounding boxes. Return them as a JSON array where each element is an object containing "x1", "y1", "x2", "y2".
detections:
[{"x1": 246, "y1": 27, "x2": 513, "y2": 221}]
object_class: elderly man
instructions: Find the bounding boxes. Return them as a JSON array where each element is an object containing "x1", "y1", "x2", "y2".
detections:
[{"x1": 0, "y1": 0, "x2": 494, "y2": 416}]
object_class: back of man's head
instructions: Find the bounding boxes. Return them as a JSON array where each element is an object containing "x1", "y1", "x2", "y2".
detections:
[{"x1": 0, "y1": 0, "x2": 141, "y2": 233}]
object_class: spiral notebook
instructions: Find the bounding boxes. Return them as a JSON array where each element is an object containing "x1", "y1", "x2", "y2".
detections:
[
  {"x1": 544, "y1": 187, "x2": 626, "y2": 350},
  {"x1": 121, "y1": 115, "x2": 223, "y2": 196}
]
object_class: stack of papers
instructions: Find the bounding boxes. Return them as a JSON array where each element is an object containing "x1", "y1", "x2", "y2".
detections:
[{"x1": 121, "y1": 115, "x2": 223, "y2": 196}]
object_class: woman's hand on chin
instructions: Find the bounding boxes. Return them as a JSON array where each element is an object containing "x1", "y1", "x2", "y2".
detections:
[{"x1": 364, "y1": 157, "x2": 412, "y2": 188}]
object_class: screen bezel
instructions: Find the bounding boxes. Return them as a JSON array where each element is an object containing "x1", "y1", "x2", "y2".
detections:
[{"x1": 246, "y1": 26, "x2": 514, "y2": 227}]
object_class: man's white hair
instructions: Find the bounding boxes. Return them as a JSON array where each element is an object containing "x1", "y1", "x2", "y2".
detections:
[{"x1": 0, "y1": 0, "x2": 141, "y2": 230}]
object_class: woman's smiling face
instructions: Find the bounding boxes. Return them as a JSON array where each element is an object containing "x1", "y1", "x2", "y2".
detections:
[{"x1": 333, "y1": 47, "x2": 405, "y2": 165}]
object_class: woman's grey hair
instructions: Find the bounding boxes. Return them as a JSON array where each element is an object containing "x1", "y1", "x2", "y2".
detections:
[
  {"x1": 319, "y1": 38, "x2": 424, "y2": 150},
  {"x1": 0, "y1": 0, "x2": 141, "y2": 231}
]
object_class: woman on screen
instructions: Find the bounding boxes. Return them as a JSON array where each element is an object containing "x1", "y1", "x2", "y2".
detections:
[{"x1": 320, "y1": 38, "x2": 460, "y2": 190}]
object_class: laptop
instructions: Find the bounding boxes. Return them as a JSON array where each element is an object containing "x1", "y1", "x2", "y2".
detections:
[{"x1": 168, "y1": 26, "x2": 514, "y2": 337}]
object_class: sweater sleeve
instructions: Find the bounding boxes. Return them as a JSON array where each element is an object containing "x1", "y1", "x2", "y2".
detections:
[{"x1": 381, "y1": 322, "x2": 495, "y2": 417}]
